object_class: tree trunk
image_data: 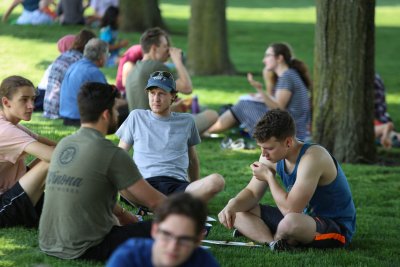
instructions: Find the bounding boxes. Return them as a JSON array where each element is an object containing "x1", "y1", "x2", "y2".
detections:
[
  {"x1": 313, "y1": 0, "x2": 376, "y2": 163},
  {"x1": 187, "y1": 0, "x2": 235, "y2": 75},
  {"x1": 120, "y1": 0, "x2": 167, "y2": 32}
]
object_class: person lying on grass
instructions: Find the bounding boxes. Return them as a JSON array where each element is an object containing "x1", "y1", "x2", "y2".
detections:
[
  {"x1": 107, "y1": 193, "x2": 220, "y2": 267},
  {"x1": 218, "y1": 109, "x2": 356, "y2": 251},
  {"x1": 0, "y1": 75, "x2": 56, "y2": 228},
  {"x1": 39, "y1": 82, "x2": 166, "y2": 262}
]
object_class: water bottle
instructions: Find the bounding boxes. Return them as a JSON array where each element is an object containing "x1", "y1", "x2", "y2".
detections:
[{"x1": 191, "y1": 95, "x2": 200, "y2": 114}]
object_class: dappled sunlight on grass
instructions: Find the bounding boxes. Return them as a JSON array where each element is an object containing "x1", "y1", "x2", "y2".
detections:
[
  {"x1": 160, "y1": 2, "x2": 400, "y2": 27},
  {"x1": 0, "y1": 237, "x2": 28, "y2": 254},
  {"x1": 386, "y1": 93, "x2": 400, "y2": 104}
]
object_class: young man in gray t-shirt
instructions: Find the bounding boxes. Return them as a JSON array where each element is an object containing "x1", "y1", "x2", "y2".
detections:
[
  {"x1": 117, "y1": 71, "x2": 224, "y2": 202},
  {"x1": 39, "y1": 83, "x2": 166, "y2": 262}
]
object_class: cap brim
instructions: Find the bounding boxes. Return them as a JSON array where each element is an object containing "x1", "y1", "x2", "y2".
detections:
[{"x1": 145, "y1": 81, "x2": 175, "y2": 92}]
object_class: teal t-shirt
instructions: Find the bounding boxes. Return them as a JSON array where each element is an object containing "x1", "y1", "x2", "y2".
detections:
[{"x1": 39, "y1": 127, "x2": 142, "y2": 259}]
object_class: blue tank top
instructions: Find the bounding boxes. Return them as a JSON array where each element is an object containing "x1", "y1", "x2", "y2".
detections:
[{"x1": 276, "y1": 143, "x2": 356, "y2": 243}]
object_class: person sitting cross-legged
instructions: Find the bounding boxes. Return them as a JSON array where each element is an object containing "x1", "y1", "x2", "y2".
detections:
[
  {"x1": 39, "y1": 82, "x2": 166, "y2": 262},
  {"x1": 218, "y1": 109, "x2": 356, "y2": 251},
  {"x1": 107, "y1": 193, "x2": 220, "y2": 267},
  {"x1": 117, "y1": 71, "x2": 224, "y2": 203}
]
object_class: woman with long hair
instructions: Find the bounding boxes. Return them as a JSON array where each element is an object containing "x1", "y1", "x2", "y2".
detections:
[{"x1": 207, "y1": 43, "x2": 311, "y2": 141}]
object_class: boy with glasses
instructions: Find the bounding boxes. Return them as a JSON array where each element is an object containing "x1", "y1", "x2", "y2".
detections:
[
  {"x1": 117, "y1": 71, "x2": 224, "y2": 202},
  {"x1": 107, "y1": 193, "x2": 219, "y2": 267}
]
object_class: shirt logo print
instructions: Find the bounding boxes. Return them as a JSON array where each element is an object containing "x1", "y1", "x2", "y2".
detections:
[{"x1": 59, "y1": 146, "x2": 77, "y2": 165}]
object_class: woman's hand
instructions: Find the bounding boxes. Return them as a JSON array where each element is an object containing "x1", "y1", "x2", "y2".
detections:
[{"x1": 247, "y1": 73, "x2": 263, "y2": 92}]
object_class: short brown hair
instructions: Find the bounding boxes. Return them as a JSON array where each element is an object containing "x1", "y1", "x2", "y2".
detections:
[
  {"x1": 140, "y1": 27, "x2": 170, "y2": 53},
  {"x1": 253, "y1": 109, "x2": 296, "y2": 142},
  {"x1": 153, "y1": 193, "x2": 207, "y2": 236},
  {"x1": 0, "y1": 75, "x2": 34, "y2": 108}
]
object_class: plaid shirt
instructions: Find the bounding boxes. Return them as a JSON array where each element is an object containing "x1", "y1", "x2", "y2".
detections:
[{"x1": 43, "y1": 50, "x2": 82, "y2": 119}]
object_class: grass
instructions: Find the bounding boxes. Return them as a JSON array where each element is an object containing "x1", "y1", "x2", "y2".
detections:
[{"x1": 1, "y1": 0, "x2": 400, "y2": 266}]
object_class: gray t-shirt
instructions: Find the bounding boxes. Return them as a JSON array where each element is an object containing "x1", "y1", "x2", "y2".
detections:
[
  {"x1": 125, "y1": 60, "x2": 169, "y2": 110},
  {"x1": 116, "y1": 110, "x2": 201, "y2": 181},
  {"x1": 39, "y1": 127, "x2": 142, "y2": 259}
]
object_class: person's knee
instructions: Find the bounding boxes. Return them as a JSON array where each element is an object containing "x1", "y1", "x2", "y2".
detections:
[
  {"x1": 30, "y1": 161, "x2": 50, "y2": 173},
  {"x1": 387, "y1": 122, "x2": 394, "y2": 131},
  {"x1": 203, "y1": 109, "x2": 218, "y2": 125},
  {"x1": 276, "y1": 213, "x2": 300, "y2": 237},
  {"x1": 209, "y1": 173, "x2": 225, "y2": 193},
  {"x1": 195, "y1": 110, "x2": 219, "y2": 133}
]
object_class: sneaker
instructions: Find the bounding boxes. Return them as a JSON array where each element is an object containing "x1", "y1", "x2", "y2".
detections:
[
  {"x1": 220, "y1": 137, "x2": 233, "y2": 149},
  {"x1": 269, "y1": 239, "x2": 291, "y2": 251},
  {"x1": 203, "y1": 223, "x2": 212, "y2": 237},
  {"x1": 232, "y1": 228, "x2": 243, "y2": 238}
]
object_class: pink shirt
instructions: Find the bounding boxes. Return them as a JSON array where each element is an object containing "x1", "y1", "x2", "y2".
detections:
[
  {"x1": 0, "y1": 114, "x2": 38, "y2": 194},
  {"x1": 116, "y1": 45, "x2": 143, "y2": 92}
]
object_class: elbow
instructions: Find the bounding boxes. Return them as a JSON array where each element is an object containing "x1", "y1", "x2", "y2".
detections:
[{"x1": 180, "y1": 85, "x2": 192, "y2": 95}]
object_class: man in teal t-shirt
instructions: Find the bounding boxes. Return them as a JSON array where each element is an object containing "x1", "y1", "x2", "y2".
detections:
[{"x1": 39, "y1": 82, "x2": 166, "y2": 262}]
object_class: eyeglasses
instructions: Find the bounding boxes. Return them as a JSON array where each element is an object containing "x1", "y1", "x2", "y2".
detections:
[
  {"x1": 157, "y1": 228, "x2": 198, "y2": 247},
  {"x1": 150, "y1": 71, "x2": 173, "y2": 80}
]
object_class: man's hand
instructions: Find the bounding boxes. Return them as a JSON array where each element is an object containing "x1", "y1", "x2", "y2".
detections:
[
  {"x1": 218, "y1": 201, "x2": 237, "y2": 229},
  {"x1": 116, "y1": 208, "x2": 139, "y2": 226},
  {"x1": 169, "y1": 47, "x2": 183, "y2": 63},
  {"x1": 250, "y1": 161, "x2": 273, "y2": 182}
]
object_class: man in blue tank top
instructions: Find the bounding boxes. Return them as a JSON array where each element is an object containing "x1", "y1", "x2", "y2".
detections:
[{"x1": 218, "y1": 109, "x2": 356, "y2": 251}]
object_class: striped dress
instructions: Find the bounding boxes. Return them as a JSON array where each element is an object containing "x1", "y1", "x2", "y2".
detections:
[{"x1": 231, "y1": 69, "x2": 310, "y2": 140}]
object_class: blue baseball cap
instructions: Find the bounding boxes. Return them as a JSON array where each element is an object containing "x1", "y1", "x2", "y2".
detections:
[{"x1": 145, "y1": 71, "x2": 176, "y2": 93}]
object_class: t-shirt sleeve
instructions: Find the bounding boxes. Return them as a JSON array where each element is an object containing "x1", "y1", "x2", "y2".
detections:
[
  {"x1": 0, "y1": 124, "x2": 38, "y2": 164},
  {"x1": 275, "y1": 70, "x2": 295, "y2": 93},
  {"x1": 188, "y1": 117, "x2": 201, "y2": 147},
  {"x1": 107, "y1": 148, "x2": 142, "y2": 190},
  {"x1": 116, "y1": 111, "x2": 136, "y2": 145}
]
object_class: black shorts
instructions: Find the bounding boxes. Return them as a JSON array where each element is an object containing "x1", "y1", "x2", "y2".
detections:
[
  {"x1": 0, "y1": 182, "x2": 43, "y2": 228},
  {"x1": 260, "y1": 204, "x2": 347, "y2": 248},
  {"x1": 78, "y1": 220, "x2": 152, "y2": 262},
  {"x1": 146, "y1": 176, "x2": 189, "y2": 196}
]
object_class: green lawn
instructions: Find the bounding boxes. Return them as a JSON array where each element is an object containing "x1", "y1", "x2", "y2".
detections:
[{"x1": 1, "y1": 0, "x2": 400, "y2": 266}]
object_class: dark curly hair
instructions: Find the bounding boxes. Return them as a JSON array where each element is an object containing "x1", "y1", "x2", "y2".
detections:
[{"x1": 253, "y1": 109, "x2": 296, "y2": 142}]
